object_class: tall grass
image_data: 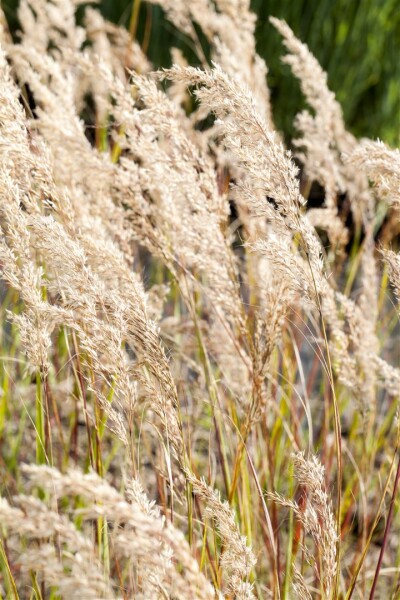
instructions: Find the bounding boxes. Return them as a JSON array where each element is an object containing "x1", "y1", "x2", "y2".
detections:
[{"x1": 0, "y1": 1, "x2": 399, "y2": 599}]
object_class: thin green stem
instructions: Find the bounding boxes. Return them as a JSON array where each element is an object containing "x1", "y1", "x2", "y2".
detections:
[{"x1": 35, "y1": 372, "x2": 46, "y2": 465}]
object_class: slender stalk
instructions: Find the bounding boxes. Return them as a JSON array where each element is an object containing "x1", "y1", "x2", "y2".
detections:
[
  {"x1": 71, "y1": 332, "x2": 95, "y2": 469},
  {"x1": 345, "y1": 445, "x2": 399, "y2": 599},
  {"x1": 128, "y1": 0, "x2": 141, "y2": 41},
  {"x1": 0, "y1": 539, "x2": 19, "y2": 600},
  {"x1": 369, "y1": 448, "x2": 400, "y2": 599},
  {"x1": 35, "y1": 372, "x2": 46, "y2": 465},
  {"x1": 306, "y1": 251, "x2": 342, "y2": 597},
  {"x1": 245, "y1": 442, "x2": 281, "y2": 599},
  {"x1": 283, "y1": 461, "x2": 295, "y2": 599}
]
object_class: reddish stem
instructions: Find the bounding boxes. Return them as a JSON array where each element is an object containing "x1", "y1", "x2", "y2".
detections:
[{"x1": 369, "y1": 449, "x2": 400, "y2": 599}]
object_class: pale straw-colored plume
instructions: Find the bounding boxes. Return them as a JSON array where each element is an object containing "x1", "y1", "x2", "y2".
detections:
[
  {"x1": 292, "y1": 566, "x2": 313, "y2": 600},
  {"x1": 17, "y1": 0, "x2": 85, "y2": 56},
  {"x1": 84, "y1": 6, "x2": 151, "y2": 75},
  {"x1": 147, "y1": 0, "x2": 272, "y2": 124},
  {"x1": 159, "y1": 63, "x2": 326, "y2": 297},
  {"x1": 185, "y1": 470, "x2": 256, "y2": 599},
  {"x1": 0, "y1": 495, "x2": 116, "y2": 598},
  {"x1": 21, "y1": 464, "x2": 217, "y2": 599},
  {"x1": 270, "y1": 17, "x2": 374, "y2": 228},
  {"x1": 270, "y1": 16, "x2": 345, "y2": 209},
  {"x1": 268, "y1": 452, "x2": 337, "y2": 598},
  {"x1": 383, "y1": 248, "x2": 400, "y2": 308},
  {"x1": 349, "y1": 139, "x2": 400, "y2": 209}
]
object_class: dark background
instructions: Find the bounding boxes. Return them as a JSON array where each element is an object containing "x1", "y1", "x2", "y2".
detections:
[{"x1": 2, "y1": 0, "x2": 399, "y2": 146}]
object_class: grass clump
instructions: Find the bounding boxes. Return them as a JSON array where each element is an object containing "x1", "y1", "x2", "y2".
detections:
[{"x1": 0, "y1": 1, "x2": 399, "y2": 599}]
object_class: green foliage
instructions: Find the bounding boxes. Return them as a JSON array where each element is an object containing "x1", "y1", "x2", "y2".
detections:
[
  {"x1": 254, "y1": 0, "x2": 400, "y2": 146},
  {"x1": 97, "y1": 0, "x2": 400, "y2": 146}
]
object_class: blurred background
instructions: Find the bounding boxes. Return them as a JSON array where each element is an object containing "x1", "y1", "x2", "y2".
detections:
[{"x1": 1, "y1": 0, "x2": 399, "y2": 146}]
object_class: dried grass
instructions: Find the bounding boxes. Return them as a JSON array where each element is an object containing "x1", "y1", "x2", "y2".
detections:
[{"x1": 0, "y1": 2, "x2": 399, "y2": 599}]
